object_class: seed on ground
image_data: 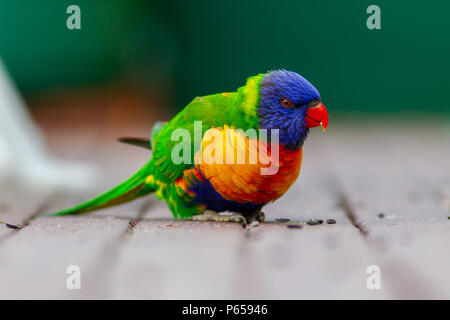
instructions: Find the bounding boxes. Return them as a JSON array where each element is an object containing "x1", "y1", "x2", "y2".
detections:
[
  {"x1": 6, "y1": 223, "x2": 21, "y2": 230},
  {"x1": 276, "y1": 218, "x2": 291, "y2": 223},
  {"x1": 326, "y1": 219, "x2": 336, "y2": 224},
  {"x1": 306, "y1": 219, "x2": 321, "y2": 226},
  {"x1": 287, "y1": 222, "x2": 303, "y2": 229}
]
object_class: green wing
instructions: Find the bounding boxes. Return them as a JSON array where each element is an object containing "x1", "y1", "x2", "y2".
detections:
[{"x1": 151, "y1": 92, "x2": 258, "y2": 183}]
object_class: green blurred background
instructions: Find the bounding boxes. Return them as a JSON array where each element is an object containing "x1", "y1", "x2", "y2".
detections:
[{"x1": 0, "y1": 0, "x2": 449, "y2": 113}]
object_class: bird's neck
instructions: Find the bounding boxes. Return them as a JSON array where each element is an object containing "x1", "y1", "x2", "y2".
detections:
[{"x1": 235, "y1": 74, "x2": 309, "y2": 149}]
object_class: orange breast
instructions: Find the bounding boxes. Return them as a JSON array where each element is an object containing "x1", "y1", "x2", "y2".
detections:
[{"x1": 194, "y1": 127, "x2": 303, "y2": 204}]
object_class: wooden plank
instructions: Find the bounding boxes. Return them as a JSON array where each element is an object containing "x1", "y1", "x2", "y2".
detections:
[
  {"x1": 366, "y1": 222, "x2": 450, "y2": 299},
  {"x1": 0, "y1": 215, "x2": 129, "y2": 299},
  {"x1": 111, "y1": 222, "x2": 387, "y2": 299},
  {"x1": 322, "y1": 122, "x2": 449, "y2": 298},
  {"x1": 323, "y1": 123, "x2": 449, "y2": 224}
]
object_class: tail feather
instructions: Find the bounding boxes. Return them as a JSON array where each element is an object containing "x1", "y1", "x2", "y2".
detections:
[
  {"x1": 118, "y1": 137, "x2": 151, "y2": 150},
  {"x1": 49, "y1": 164, "x2": 154, "y2": 216}
]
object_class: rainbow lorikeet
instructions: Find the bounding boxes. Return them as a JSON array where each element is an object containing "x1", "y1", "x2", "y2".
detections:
[{"x1": 50, "y1": 70, "x2": 328, "y2": 225}]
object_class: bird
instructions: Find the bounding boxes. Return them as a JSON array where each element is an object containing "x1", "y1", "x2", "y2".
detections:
[{"x1": 50, "y1": 69, "x2": 328, "y2": 225}]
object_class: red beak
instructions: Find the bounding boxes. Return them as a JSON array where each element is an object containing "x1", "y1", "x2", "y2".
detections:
[{"x1": 305, "y1": 102, "x2": 328, "y2": 132}]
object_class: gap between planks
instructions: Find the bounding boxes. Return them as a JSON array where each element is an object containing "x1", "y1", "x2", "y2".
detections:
[{"x1": 0, "y1": 193, "x2": 57, "y2": 245}]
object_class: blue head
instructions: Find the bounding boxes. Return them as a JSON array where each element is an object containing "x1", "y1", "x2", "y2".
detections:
[{"x1": 257, "y1": 69, "x2": 327, "y2": 149}]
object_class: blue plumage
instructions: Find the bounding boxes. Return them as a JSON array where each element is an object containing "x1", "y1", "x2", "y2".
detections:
[
  {"x1": 189, "y1": 172, "x2": 262, "y2": 212},
  {"x1": 258, "y1": 70, "x2": 320, "y2": 149}
]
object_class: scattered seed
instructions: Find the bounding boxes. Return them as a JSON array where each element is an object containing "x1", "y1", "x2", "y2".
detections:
[
  {"x1": 287, "y1": 223, "x2": 303, "y2": 229},
  {"x1": 276, "y1": 218, "x2": 290, "y2": 223},
  {"x1": 6, "y1": 223, "x2": 21, "y2": 230},
  {"x1": 326, "y1": 219, "x2": 336, "y2": 224},
  {"x1": 306, "y1": 219, "x2": 321, "y2": 226},
  {"x1": 378, "y1": 213, "x2": 385, "y2": 218}
]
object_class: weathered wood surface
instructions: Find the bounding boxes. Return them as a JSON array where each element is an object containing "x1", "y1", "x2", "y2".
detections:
[{"x1": 0, "y1": 119, "x2": 448, "y2": 299}]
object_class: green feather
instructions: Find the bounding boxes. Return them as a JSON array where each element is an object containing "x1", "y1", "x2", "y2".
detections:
[{"x1": 49, "y1": 163, "x2": 155, "y2": 216}]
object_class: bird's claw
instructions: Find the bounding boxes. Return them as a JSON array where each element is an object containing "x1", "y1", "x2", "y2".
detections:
[{"x1": 188, "y1": 210, "x2": 248, "y2": 226}]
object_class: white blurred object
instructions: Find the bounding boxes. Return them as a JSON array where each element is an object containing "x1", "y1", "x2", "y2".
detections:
[{"x1": 0, "y1": 58, "x2": 97, "y2": 191}]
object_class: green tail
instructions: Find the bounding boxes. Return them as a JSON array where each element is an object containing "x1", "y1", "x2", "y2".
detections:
[
  {"x1": 49, "y1": 163, "x2": 155, "y2": 216},
  {"x1": 49, "y1": 121, "x2": 167, "y2": 216}
]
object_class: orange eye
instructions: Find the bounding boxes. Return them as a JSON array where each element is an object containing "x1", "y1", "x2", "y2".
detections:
[{"x1": 281, "y1": 99, "x2": 292, "y2": 108}]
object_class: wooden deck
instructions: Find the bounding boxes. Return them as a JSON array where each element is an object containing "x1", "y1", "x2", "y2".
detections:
[{"x1": 0, "y1": 117, "x2": 449, "y2": 299}]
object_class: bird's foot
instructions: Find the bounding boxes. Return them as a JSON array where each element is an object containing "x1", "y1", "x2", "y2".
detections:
[
  {"x1": 243, "y1": 209, "x2": 265, "y2": 224},
  {"x1": 188, "y1": 210, "x2": 247, "y2": 226}
]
